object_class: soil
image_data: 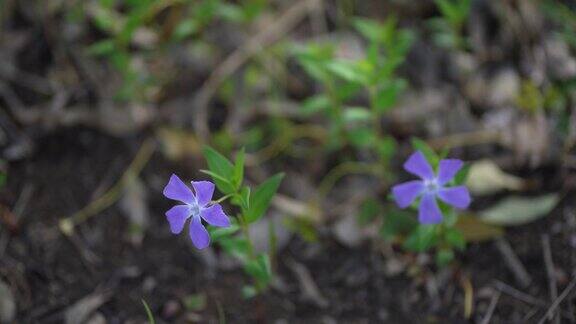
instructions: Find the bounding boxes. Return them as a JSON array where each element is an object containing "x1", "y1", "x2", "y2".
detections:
[{"x1": 2, "y1": 127, "x2": 575, "y2": 323}]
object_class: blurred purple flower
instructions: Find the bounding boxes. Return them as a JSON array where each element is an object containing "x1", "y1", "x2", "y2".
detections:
[
  {"x1": 392, "y1": 151, "x2": 471, "y2": 224},
  {"x1": 163, "y1": 174, "x2": 230, "y2": 249}
]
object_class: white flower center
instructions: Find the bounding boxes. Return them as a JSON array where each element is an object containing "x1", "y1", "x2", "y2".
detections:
[
  {"x1": 189, "y1": 203, "x2": 200, "y2": 219},
  {"x1": 424, "y1": 178, "x2": 439, "y2": 193}
]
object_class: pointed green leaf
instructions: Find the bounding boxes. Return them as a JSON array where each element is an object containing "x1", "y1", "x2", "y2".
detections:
[
  {"x1": 244, "y1": 254, "x2": 272, "y2": 288},
  {"x1": 203, "y1": 146, "x2": 236, "y2": 194},
  {"x1": 246, "y1": 173, "x2": 284, "y2": 223},
  {"x1": 445, "y1": 227, "x2": 466, "y2": 250},
  {"x1": 232, "y1": 148, "x2": 245, "y2": 190},
  {"x1": 403, "y1": 225, "x2": 439, "y2": 252},
  {"x1": 410, "y1": 137, "x2": 439, "y2": 167},
  {"x1": 208, "y1": 223, "x2": 240, "y2": 242}
]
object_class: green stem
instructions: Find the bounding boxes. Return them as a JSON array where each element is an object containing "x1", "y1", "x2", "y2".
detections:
[
  {"x1": 326, "y1": 80, "x2": 344, "y2": 145},
  {"x1": 239, "y1": 212, "x2": 265, "y2": 292},
  {"x1": 239, "y1": 213, "x2": 256, "y2": 260},
  {"x1": 368, "y1": 85, "x2": 382, "y2": 137},
  {"x1": 212, "y1": 193, "x2": 233, "y2": 204},
  {"x1": 317, "y1": 161, "x2": 383, "y2": 199}
]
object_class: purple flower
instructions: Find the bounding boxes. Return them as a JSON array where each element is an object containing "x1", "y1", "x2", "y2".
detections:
[
  {"x1": 392, "y1": 151, "x2": 471, "y2": 224},
  {"x1": 163, "y1": 174, "x2": 231, "y2": 249}
]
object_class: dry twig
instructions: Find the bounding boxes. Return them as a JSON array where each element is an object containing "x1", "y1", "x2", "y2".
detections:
[
  {"x1": 59, "y1": 138, "x2": 156, "y2": 236},
  {"x1": 542, "y1": 234, "x2": 559, "y2": 324},
  {"x1": 286, "y1": 258, "x2": 329, "y2": 308},
  {"x1": 480, "y1": 291, "x2": 501, "y2": 324},
  {"x1": 495, "y1": 238, "x2": 532, "y2": 288},
  {"x1": 537, "y1": 276, "x2": 576, "y2": 324}
]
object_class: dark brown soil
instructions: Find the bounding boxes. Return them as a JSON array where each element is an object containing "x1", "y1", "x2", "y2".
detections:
[{"x1": 2, "y1": 128, "x2": 575, "y2": 323}]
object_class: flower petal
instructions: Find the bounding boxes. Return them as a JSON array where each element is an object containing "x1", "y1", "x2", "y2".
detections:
[
  {"x1": 200, "y1": 204, "x2": 230, "y2": 227},
  {"x1": 163, "y1": 174, "x2": 194, "y2": 204},
  {"x1": 437, "y1": 186, "x2": 471, "y2": 209},
  {"x1": 404, "y1": 151, "x2": 435, "y2": 180},
  {"x1": 189, "y1": 216, "x2": 210, "y2": 249},
  {"x1": 437, "y1": 159, "x2": 463, "y2": 185},
  {"x1": 418, "y1": 193, "x2": 443, "y2": 224},
  {"x1": 192, "y1": 181, "x2": 215, "y2": 207},
  {"x1": 392, "y1": 180, "x2": 424, "y2": 208},
  {"x1": 166, "y1": 205, "x2": 190, "y2": 234}
]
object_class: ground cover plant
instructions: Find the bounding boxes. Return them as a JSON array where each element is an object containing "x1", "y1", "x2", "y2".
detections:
[{"x1": 1, "y1": 0, "x2": 576, "y2": 323}]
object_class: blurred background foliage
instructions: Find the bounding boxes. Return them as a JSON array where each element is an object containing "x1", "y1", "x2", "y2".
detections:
[{"x1": 1, "y1": 0, "x2": 576, "y2": 322}]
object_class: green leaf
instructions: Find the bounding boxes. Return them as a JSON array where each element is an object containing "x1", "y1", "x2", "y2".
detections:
[
  {"x1": 335, "y1": 82, "x2": 363, "y2": 101},
  {"x1": 301, "y1": 95, "x2": 331, "y2": 115},
  {"x1": 357, "y1": 198, "x2": 383, "y2": 225},
  {"x1": 375, "y1": 136, "x2": 397, "y2": 162},
  {"x1": 453, "y1": 163, "x2": 471, "y2": 186},
  {"x1": 479, "y1": 194, "x2": 559, "y2": 226},
  {"x1": 182, "y1": 293, "x2": 207, "y2": 312},
  {"x1": 141, "y1": 299, "x2": 155, "y2": 324},
  {"x1": 203, "y1": 146, "x2": 236, "y2": 194},
  {"x1": 410, "y1": 137, "x2": 439, "y2": 167},
  {"x1": 244, "y1": 254, "x2": 272, "y2": 288},
  {"x1": 240, "y1": 186, "x2": 251, "y2": 210},
  {"x1": 380, "y1": 209, "x2": 418, "y2": 240},
  {"x1": 86, "y1": 39, "x2": 116, "y2": 57},
  {"x1": 294, "y1": 44, "x2": 335, "y2": 83},
  {"x1": 92, "y1": 6, "x2": 118, "y2": 33},
  {"x1": 220, "y1": 237, "x2": 251, "y2": 262},
  {"x1": 216, "y1": 3, "x2": 245, "y2": 23},
  {"x1": 435, "y1": 248, "x2": 454, "y2": 267},
  {"x1": 440, "y1": 206, "x2": 458, "y2": 227},
  {"x1": 173, "y1": 19, "x2": 198, "y2": 41},
  {"x1": 246, "y1": 173, "x2": 284, "y2": 223},
  {"x1": 375, "y1": 79, "x2": 406, "y2": 113},
  {"x1": 326, "y1": 60, "x2": 366, "y2": 84},
  {"x1": 232, "y1": 148, "x2": 245, "y2": 190},
  {"x1": 117, "y1": 1, "x2": 155, "y2": 47},
  {"x1": 436, "y1": 0, "x2": 458, "y2": 22},
  {"x1": 242, "y1": 285, "x2": 258, "y2": 299},
  {"x1": 445, "y1": 227, "x2": 466, "y2": 250},
  {"x1": 199, "y1": 169, "x2": 231, "y2": 185},
  {"x1": 381, "y1": 16, "x2": 399, "y2": 47},
  {"x1": 203, "y1": 146, "x2": 234, "y2": 177},
  {"x1": 403, "y1": 225, "x2": 439, "y2": 252},
  {"x1": 0, "y1": 172, "x2": 6, "y2": 188},
  {"x1": 346, "y1": 127, "x2": 376, "y2": 148},
  {"x1": 208, "y1": 223, "x2": 240, "y2": 242},
  {"x1": 343, "y1": 107, "x2": 373, "y2": 123},
  {"x1": 353, "y1": 18, "x2": 384, "y2": 42},
  {"x1": 285, "y1": 217, "x2": 318, "y2": 242}
]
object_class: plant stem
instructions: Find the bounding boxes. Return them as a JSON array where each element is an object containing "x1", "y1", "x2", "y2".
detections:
[
  {"x1": 317, "y1": 161, "x2": 383, "y2": 199},
  {"x1": 213, "y1": 193, "x2": 234, "y2": 204},
  {"x1": 239, "y1": 213, "x2": 256, "y2": 260},
  {"x1": 368, "y1": 85, "x2": 382, "y2": 137}
]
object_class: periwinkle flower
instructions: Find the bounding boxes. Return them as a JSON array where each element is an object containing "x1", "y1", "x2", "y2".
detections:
[
  {"x1": 163, "y1": 174, "x2": 230, "y2": 249},
  {"x1": 392, "y1": 151, "x2": 471, "y2": 224}
]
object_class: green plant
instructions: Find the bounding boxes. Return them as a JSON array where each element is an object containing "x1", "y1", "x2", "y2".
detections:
[
  {"x1": 295, "y1": 17, "x2": 414, "y2": 163},
  {"x1": 428, "y1": 0, "x2": 471, "y2": 50},
  {"x1": 543, "y1": 1, "x2": 576, "y2": 49},
  {"x1": 141, "y1": 299, "x2": 155, "y2": 324},
  {"x1": 85, "y1": 0, "x2": 269, "y2": 101},
  {"x1": 359, "y1": 140, "x2": 471, "y2": 267},
  {"x1": 202, "y1": 146, "x2": 283, "y2": 296}
]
